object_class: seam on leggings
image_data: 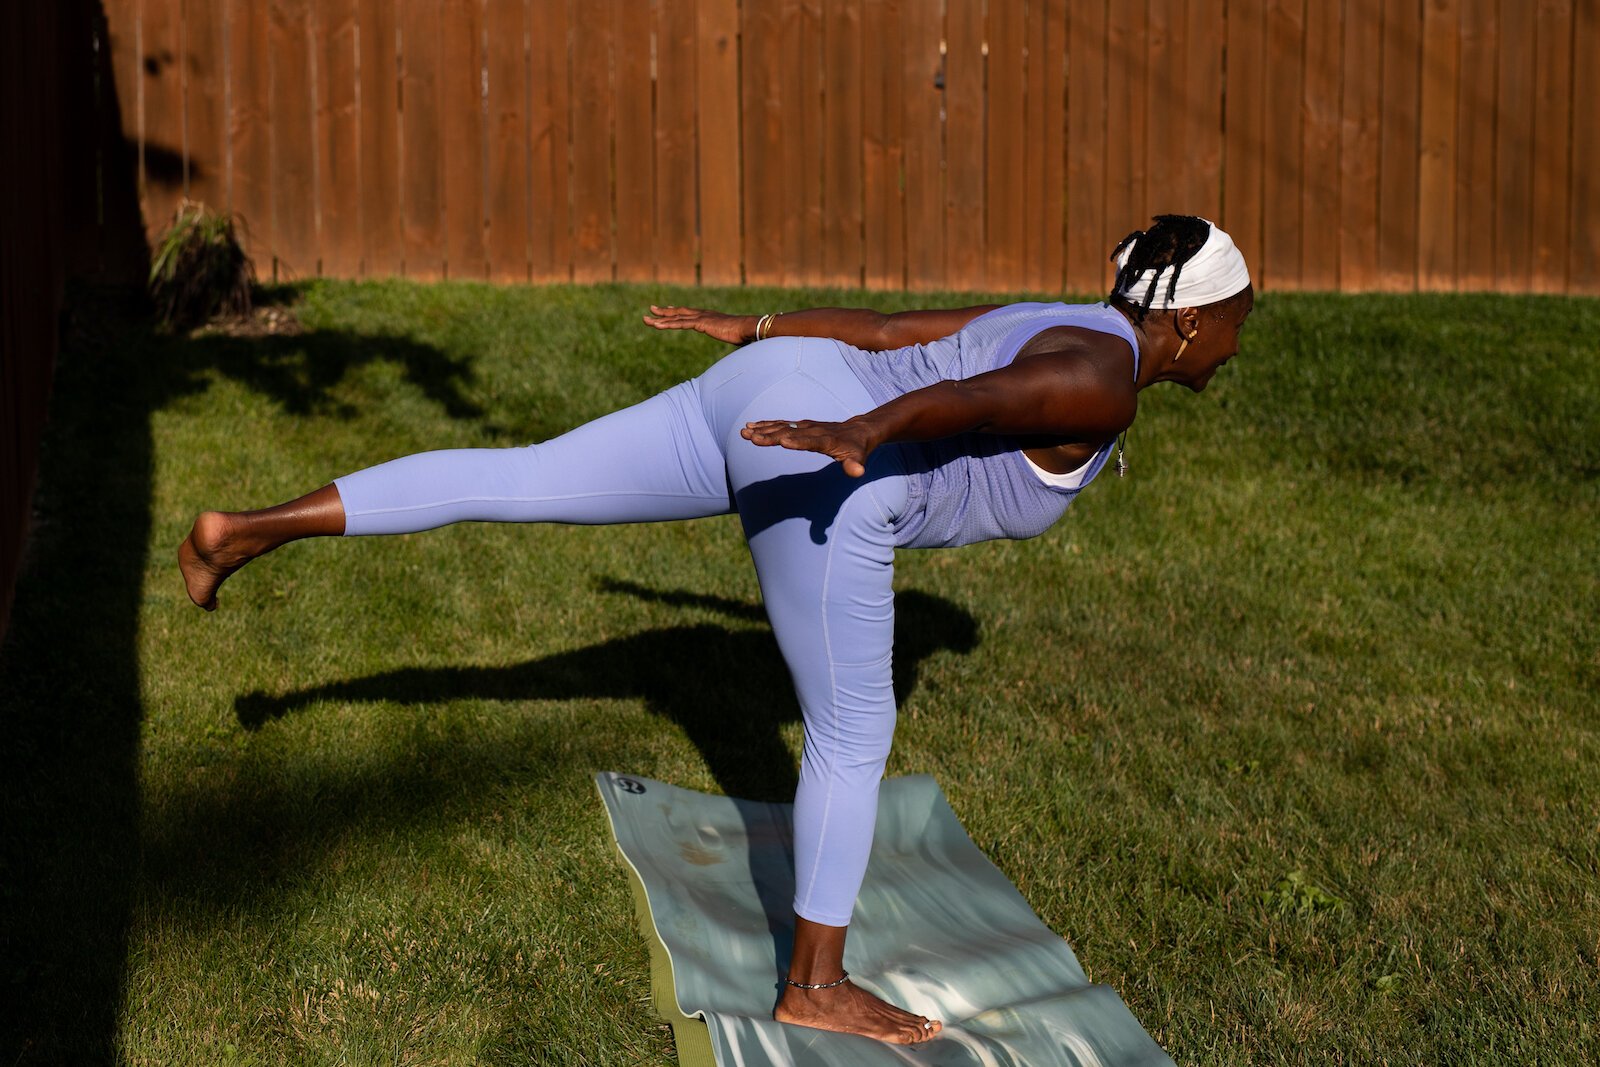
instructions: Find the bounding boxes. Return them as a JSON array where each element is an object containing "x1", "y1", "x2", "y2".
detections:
[
  {"x1": 795, "y1": 515, "x2": 843, "y2": 918},
  {"x1": 344, "y1": 490, "x2": 722, "y2": 518}
]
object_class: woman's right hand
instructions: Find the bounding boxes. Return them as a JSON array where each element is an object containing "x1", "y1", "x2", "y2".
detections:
[{"x1": 643, "y1": 305, "x2": 755, "y2": 344}]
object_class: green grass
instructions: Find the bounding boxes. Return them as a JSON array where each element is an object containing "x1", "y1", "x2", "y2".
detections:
[{"x1": 3, "y1": 280, "x2": 1596, "y2": 1065}]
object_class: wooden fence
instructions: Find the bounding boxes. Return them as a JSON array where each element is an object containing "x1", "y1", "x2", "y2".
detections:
[{"x1": 85, "y1": 0, "x2": 1600, "y2": 294}]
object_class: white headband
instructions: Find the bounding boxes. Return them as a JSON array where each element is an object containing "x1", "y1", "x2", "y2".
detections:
[{"x1": 1114, "y1": 219, "x2": 1251, "y2": 309}]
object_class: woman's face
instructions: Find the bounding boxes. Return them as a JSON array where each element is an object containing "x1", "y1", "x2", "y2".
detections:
[{"x1": 1184, "y1": 287, "x2": 1254, "y2": 392}]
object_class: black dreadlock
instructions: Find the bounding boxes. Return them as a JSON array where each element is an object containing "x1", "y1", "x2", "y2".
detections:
[{"x1": 1107, "y1": 214, "x2": 1213, "y2": 322}]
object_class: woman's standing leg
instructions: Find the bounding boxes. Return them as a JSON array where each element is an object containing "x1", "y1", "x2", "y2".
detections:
[
  {"x1": 706, "y1": 339, "x2": 941, "y2": 1044},
  {"x1": 179, "y1": 381, "x2": 733, "y2": 609}
]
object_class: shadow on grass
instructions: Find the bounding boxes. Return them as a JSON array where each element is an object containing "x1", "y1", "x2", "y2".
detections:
[
  {"x1": 230, "y1": 586, "x2": 977, "y2": 800},
  {"x1": 0, "y1": 287, "x2": 487, "y2": 1062}
]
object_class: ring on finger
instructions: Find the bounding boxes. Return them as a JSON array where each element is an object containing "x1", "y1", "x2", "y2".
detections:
[{"x1": 787, "y1": 422, "x2": 799, "y2": 429}]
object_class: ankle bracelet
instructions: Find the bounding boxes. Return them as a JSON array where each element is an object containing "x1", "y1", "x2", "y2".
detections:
[{"x1": 785, "y1": 970, "x2": 849, "y2": 990}]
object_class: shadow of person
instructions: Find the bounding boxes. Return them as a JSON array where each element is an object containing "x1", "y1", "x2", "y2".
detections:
[{"x1": 235, "y1": 586, "x2": 980, "y2": 807}]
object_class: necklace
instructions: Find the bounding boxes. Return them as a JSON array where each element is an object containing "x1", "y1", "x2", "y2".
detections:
[{"x1": 1115, "y1": 431, "x2": 1128, "y2": 477}]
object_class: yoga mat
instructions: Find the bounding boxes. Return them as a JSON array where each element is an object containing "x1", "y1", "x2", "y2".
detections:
[{"x1": 596, "y1": 772, "x2": 1174, "y2": 1066}]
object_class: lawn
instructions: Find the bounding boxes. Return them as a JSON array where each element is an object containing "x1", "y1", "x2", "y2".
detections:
[{"x1": 2, "y1": 280, "x2": 1596, "y2": 1065}]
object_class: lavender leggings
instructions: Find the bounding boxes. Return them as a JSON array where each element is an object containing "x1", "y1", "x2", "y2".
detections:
[{"x1": 335, "y1": 337, "x2": 910, "y2": 926}]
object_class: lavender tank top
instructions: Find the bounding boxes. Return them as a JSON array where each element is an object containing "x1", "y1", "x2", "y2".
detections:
[{"x1": 837, "y1": 302, "x2": 1140, "y2": 549}]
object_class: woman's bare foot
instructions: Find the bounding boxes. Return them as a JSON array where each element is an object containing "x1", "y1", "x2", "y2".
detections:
[
  {"x1": 178, "y1": 511, "x2": 257, "y2": 611},
  {"x1": 774, "y1": 979, "x2": 942, "y2": 1045}
]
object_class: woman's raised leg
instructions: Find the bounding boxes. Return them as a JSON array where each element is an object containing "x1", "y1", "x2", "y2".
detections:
[{"x1": 179, "y1": 380, "x2": 733, "y2": 610}]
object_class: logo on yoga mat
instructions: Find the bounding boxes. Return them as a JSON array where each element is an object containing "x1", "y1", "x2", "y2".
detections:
[{"x1": 616, "y1": 777, "x2": 647, "y2": 795}]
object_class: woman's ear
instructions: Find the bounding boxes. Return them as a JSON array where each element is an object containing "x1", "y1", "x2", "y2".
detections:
[{"x1": 1175, "y1": 306, "x2": 1201, "y2": 340}]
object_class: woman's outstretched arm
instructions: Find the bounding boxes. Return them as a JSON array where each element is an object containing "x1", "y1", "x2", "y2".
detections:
[
  {"x1": 643, "y1": 304, "x2": 1000, "y2": 350},
  {"x1": 741, "y1": 326, "x2": 1137, "y2": 477}
]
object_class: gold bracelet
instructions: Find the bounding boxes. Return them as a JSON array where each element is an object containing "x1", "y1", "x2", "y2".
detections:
[{"x1": 756, "y1": 312, "x2": 778, "y2": 340}]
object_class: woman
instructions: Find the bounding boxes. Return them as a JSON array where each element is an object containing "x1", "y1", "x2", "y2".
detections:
[{"x1": 180, "y1": 214, "x2": 1254, "y2": 1045}]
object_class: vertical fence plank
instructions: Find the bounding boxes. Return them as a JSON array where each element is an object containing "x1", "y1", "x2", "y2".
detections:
[
  {"x1": 229, "y1": 0, "x2": 273, "y2": 265},
  {"x1": 571, "y1": 0, "x2": 615, "y2": 282},
  {"x1": 1223, "y1": 0, "x2": 1265, "y2": 283},
  {"x1": 1454, "y1": 0, "x2": 1496, "y2": 290},
  {"x1": 357, "y1": 0, "x2": 400, "y2": 275},
  {"x1": 269, "y1": 0, "x2": 317, "y2": 278},
  {"x1": 142, "y1": 0, "x2": 186, "y2": 240},
  {"x1": 1299, "y1": 0, "x2": 1342, "y2": 288},
  {"x1": 1143, "y1": 0, "x2": 1180, "y2": 222},
  {"x1": 783, "y1": 0, "x2": 825, "y2": 285},
  {"x1": 400, "y1": 0, "x2": 445, "y2": 278},
  {"x1": 1418, "y1": 0, "x2": 1460, "y2": 290},
  {"x1": 485, "y1": 0, "x2": 529, "y2": 282},
  {"x1": 440, "y1": 0, "x2": 486, "y2": 279},
  {"x1": 314, "y1": 0, "x2": 361, "y2": 278},
  {"x1": 62, "y1": 1, "x2": 103, "y2": 274},
  {"x1": 944, "y1": 0, "x2": 984, "y2": 289},
  {"x1": 654, "y1": 0, "x2": 698, "y2": 283},
  {"x1": 742, "y1": 0, "x2": 784, "y2": 285},
  {"x1": 822, "y1": 0, "x2": 863, "y2": 286},
  {"x1": 1180, "y1": 0, "x2": 1225, "y2": 220},
  {"x1": 985, "y1": 0, "x2": 1025, "y2": 288},
  {"x1": 697, "y1": 0, "x2": 741, "y2": 285},
  {"x1": 1104, "y1": 1, "x2": 1146, "y2": 250},
  {"x1": 1065, "y1": 0, "x2": 1107, "y2": 296},
  {"x1": 613, "y1": 0, "x2": 653, "y2": 280},
  {"x1": 1262, "y1": 0, "x2": 1304, "y2": 289},
  {"x1": 104, "y1": 0, "x2": 140, "y2": 234},
  {"x1": 184, "y1": 0, "x2": 227, "y2": 216},
  {"x1": 1529, "y1": 0, "x2": 1571, "y2": 293},
  {"x1": 1339, "y1": 0, "x2": 1382, "y2": 290},
  {"x1": 528, "y1": 0, "x2": 570, "y2": 281},
  {"x1": 1491, "y1": 0, "x2": 1530, "y2": 290},
  {"x1": 902, "y1": 0, "x2": 944, "y2": 289},
  {"x1": 862, "y1": 0, "x2": 906, "y2": 289},
  {"x1": 1024, "y1": 0, "x2": 1065, "y2": 294},
  {"x1": 1378, "y1": 0, "x2": 1421, "y2": 290},
  {"x1": 1570, "y1": 0, "x2": 1599, "y2": 293}
]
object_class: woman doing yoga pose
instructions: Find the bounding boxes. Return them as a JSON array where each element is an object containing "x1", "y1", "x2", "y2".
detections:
[{"x1": 179, "y1": 214, "x2": 1254, "y2": 1045}]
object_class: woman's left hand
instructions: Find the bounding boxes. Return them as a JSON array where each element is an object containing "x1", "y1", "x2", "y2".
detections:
[{"x1": 741, "y1": 419, "x2": 879, "y2": 478}]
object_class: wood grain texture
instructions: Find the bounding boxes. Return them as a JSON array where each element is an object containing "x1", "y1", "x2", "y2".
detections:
[
  {"x1": 527, "y1": 0, "x2": 570, "y2": 281},
  {"x1": 1024, "y1": 0, "x2": 1066, "y2": 294},
  {"x1": 1418, "y1": 0, "x2": 1460, "y2": 290},
  {"x1": 314, "y1": 0, "x2": 361, "y2": 278},
  {"x1": 184, "y1": 0, "x2": 227, "y2": 216},
  {"x1": 1570, "y1": 0, "x2": 1599, "y2": 293},
  {"x1": 901, "y1": 0, "x2": 944, "y2": 289},
  {"x1": 141, "y1": 0, "x2": 186, "y2": 238},
  {"x1": 1180, "y1": 0, "x2": 1225, "y2": 220},
  {"x1": 1454, "y1": 0, "x2": 1497, "y2": 290},
  {"x1": 862, "y1": 0, "x2": 906, "y2": 289},
  {"x1": 653, "y1": 0, "x2": 698, "y2": 283},
  {"x1": 398, "y1": 0, "x2": 444, "y2": 278},
  {"x1": 355, "y1": 0, "x2": 398, "y2": 275},
  {"x1": 1339, "y1": 0, "x2": 1382, "y2": 290},
  {"x1": 1528, "y1": 0, "x2": 1571, "y2": 293},
  {"x1": 1492, "y1": 0, "x2": 1532, "y2": 290},
  {"x1": 1223, "y1": 0, "x2": 1265, "y2": 285},
  {"x1": 985, "y1": 0, "x2": 1025, "y2": 286},
  {"x1": 697, "y1": 0, "x2": 742, "y2": 285},
  {"x1": 741, "y1": 0, "x2": 784, "y2": 285},
  {"x1": 822, "y1": 0, "x2": 863, "y2": 286},
  {"x1": 485, "y1": 0, "x2": 530, "y2": 282},
  {"x1": 569, "y1": 0, "x2": 613, "y2": 282},
  {"x1": 1065, "y1": 0, "x2": 1107, "y2": 296},
  {"x1": 613, "y1": 0, "x2": 654, "y2": 280},
  {"x1": 440, "y1": 0, "x2": 486, "y2": 279},
  {"x1": 944, "y1": 0, "x2": 985, "y2": 289},
  {"x1": 1299, "y1": 0, "x2": 1342, "y2": 289},
  {"x1": 1377, "y1": 0, "x2": 1421, "y2": 291},
  {"x1": 1262, "y1": 0, "x2": 1304, "y2": 289},
  {"x1": 1104, "y1": 0, "x2": 1147, "y2": 269}
]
